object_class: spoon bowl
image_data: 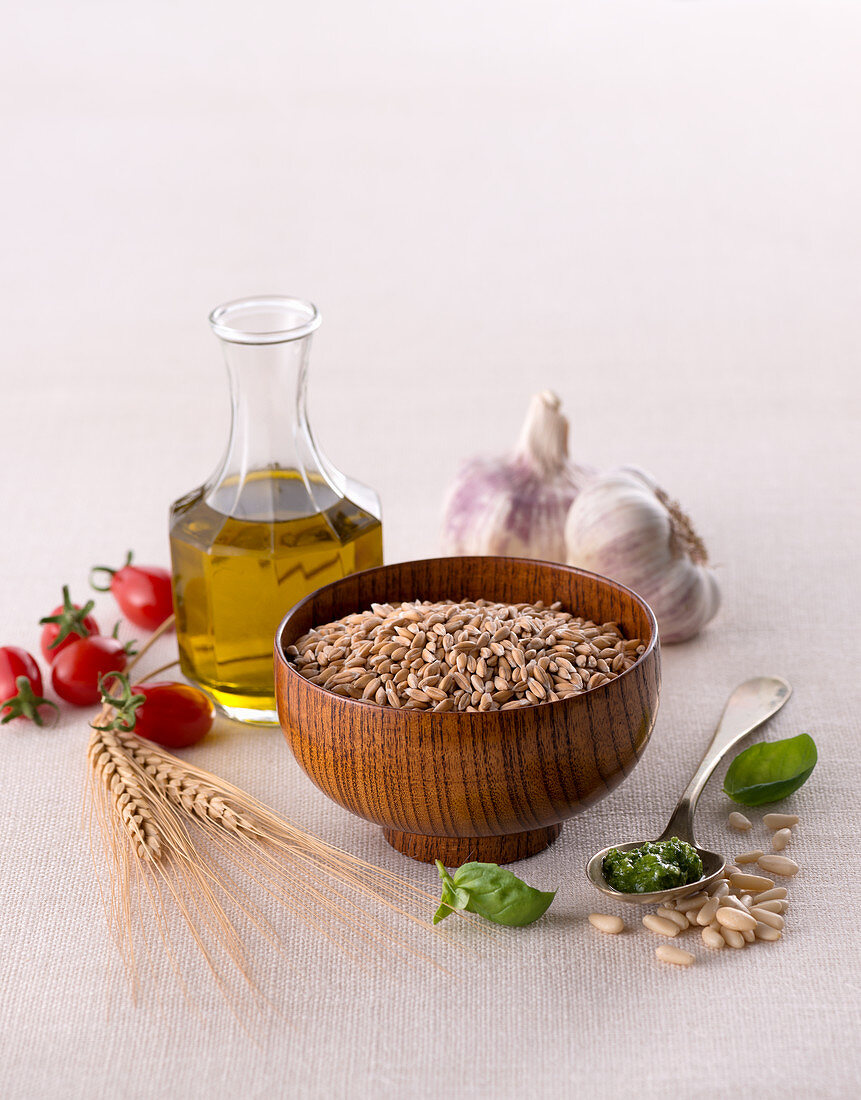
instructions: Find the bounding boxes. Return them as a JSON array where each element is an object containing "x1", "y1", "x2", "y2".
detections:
[
  {"x1": 584, "y1": 676, "x2": 792, "y2": 906},
  {"x1": 585, "y1": 840, "x2": 725, "y2": 907}
]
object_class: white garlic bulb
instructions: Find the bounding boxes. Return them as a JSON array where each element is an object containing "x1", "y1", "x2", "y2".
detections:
[
  {"x1": 440, "y1": 390, "x2": 593, "y2": 560},
  {"x1": 564, "y1": 467, "x2": 720, "y2": 643}
]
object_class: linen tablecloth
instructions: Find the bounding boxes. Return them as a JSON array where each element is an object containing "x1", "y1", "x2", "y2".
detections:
[{"x1": 3, "y1": 2, "x2": 860, "y2": 1096}]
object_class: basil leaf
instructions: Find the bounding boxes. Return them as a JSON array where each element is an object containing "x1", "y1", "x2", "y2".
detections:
[
  {"x1": 723, "y1": 733, "x2": 817, "y2": 807},
  {"x1": 433, "y1": 859, "x2": 556, "y2": 927},
  {"x1": 432, "y1": 861, "x2": 471, "y2": 924}
]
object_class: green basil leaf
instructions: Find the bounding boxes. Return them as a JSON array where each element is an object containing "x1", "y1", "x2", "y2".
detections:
[
  {"x1": 435, "y1": 860, "x2": 556, "y2": 927},
  {"x1": 723, "y1": 733, "x2": 817, "y2": 807},
  {"x1": 432, "y1": 861, "x2": 471, "y2": 924}
]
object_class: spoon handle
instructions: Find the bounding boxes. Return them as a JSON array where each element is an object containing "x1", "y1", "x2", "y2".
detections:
[{"x1": 658, "y1": 677, "x2": 792, "y2": 844}]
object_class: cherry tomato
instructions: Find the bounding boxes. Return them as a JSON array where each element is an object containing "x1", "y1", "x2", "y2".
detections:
[
  {"x1": 123, "y1": 681, "x2": 214, "y2": 749},
  {"x1": 39, "y1": 585, "x2": 99, "y2": 663},
  {"x1": 51, "y1": 636, "x2": 129, "y2": 706},
  {"x1": 0, "y1": 646, "x2": 57, "y2": 726},
  {"x1": 90, "y1": 551, "x2": 174, "y2": 631}
]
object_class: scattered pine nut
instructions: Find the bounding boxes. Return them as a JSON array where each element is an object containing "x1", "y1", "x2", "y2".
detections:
[
  {"x1": 696, "y1": 896, "x2": 722, "y2": 926},
  {"x1": 643, "y1": 914, "x2": 680, "y2": 937},
  {"x1": 729, "y1": 872, "x2": 774, "y2": 893},
  {"x1": 758, "y1": 854, "x2": 799, "y2": 877},
  {"x1": 708, "y1": 880, "x2": 730, "y2": 899},
  {"x1": 741, "y1": 928, "x2": 756, "y2": 943},
  {"x1": 721, "y1": 927, "x2": 746, "y2": 949},
  {"x1": 702, "y1": 926, "x2": 725, "y2": 949},
  {"x1": 763, "y1": 813, "x2": 799, "y2": 830},
  {"x1": 754, "y1": 921, "x2": 781, "y2": 942},
  {"x1": 728, "y1": 811, "x2": 752, "y2": 831},
  {"x1": 756, "y1": 899, "x2": 788, "y2": 914},
  {"x1": 720, "y1": 895, "x2": 750, "y2": 913},
  {"x1": 740, "y1": 894, "x2": 754, "y2": 907},
  {"x1": 715, "y1": 907, "x2": 757, "y2": 933},
  {"x1": 735, "y1": 850, "x2": 764, "y2": 864},
  {"x1": 675, "y1": 892, "x2": 708, "y2": 913},
  {"x1": 750, "y1": 907, "x2": 784, "y2": 931},
  {"x1": 753, "y1": 887, "x2": 787, "y2": 904},
  {"x1": 655, "y1": 945, "x2": 694, "y2": 967},
  {"x1": 657, "y1": 907, "x2": 689, "y2": 931},
  {"x1": 772, "y1": 828, "x2": 792, "y2": 851},
  {"x1": 723, "y1": 864, "x2": 742, "y2": 878},
  {"x1": 588, "y1": 913, "x2": 624, "y2": 934}
]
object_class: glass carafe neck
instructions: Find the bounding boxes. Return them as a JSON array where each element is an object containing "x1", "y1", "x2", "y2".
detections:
[{"x1": 206, "y1": 297, "x2": 343, "y2": 520}]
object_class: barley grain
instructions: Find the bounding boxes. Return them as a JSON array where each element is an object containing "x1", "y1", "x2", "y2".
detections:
[{"x1": 290, "y1": 599, "x2": 643, "y2": 712}]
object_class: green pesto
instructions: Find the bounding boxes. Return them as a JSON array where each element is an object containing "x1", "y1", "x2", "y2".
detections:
[{"x1": 602, "y1": 838, "x2": 703, "y2": 894}]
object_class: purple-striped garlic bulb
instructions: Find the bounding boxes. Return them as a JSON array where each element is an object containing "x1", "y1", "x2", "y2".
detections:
[
  {"x1": 564, "y1": 466, "x2": 720, "y2": 643},
  {"x1": 440, "y1": 391, "x2": 594, "y2": 561}
]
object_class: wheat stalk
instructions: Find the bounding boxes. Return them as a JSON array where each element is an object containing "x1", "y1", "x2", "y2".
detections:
[{"x1": 87, "y1": 644, "x2": 472, "y2": 1011}]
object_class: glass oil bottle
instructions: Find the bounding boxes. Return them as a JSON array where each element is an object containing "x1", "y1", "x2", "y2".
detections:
[{"x1": 169, "y1": 297, "x2": 382, "y2": 724}]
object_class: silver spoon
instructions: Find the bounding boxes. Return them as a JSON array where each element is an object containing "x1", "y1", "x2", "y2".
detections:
[{"x1": 586, "y1": 676, "x2": 792, "y2": 906}]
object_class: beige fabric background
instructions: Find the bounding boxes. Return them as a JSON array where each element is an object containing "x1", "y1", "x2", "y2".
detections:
[{"x1": 2, "y1": 2, "x2": 860, "y2": 1097}]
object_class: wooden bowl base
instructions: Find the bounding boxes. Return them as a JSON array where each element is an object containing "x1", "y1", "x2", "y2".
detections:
[{"x1": 382, "y1": 823, "x2": 562, "y2": 865}]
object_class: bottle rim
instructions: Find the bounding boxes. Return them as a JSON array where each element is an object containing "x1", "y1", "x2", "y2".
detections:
[{"x1": 209, "y1": 296, "x2": 321, "y2": 345}]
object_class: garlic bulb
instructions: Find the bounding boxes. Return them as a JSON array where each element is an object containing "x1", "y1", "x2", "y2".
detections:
[
  {"x1": 440, "y1": 391, "x2": 593, "y2": 560},
  {"x1": 564, "y1": 467, "x2": 720, "y2": 643}
]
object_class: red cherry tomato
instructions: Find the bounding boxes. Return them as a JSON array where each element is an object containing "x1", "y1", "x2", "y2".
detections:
[
  {"x1": 52, "y1": 636, "x2": 129, "y2": 706},
  {"x1": 90, "y1": 551, "x2": 174, "y2": 631},
  {"x1": 0, "y1": 647, "x2": 57, "y2": 725},
  {"x1": 39, "y1": 585, "x2": 100, "y2": 663},
  {"x1": 125, "y1": 681, "x2": 214, "y2": 749}
]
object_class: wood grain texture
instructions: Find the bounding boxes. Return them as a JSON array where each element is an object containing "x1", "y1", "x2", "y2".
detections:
[{"x1": 275, "y1": 557, "x2": 661, "y2": 864}]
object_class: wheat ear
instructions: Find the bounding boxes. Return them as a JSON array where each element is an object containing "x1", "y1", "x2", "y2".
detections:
[{"x1": 88, "y1": 670, "x2": 473, "y2": 1011}]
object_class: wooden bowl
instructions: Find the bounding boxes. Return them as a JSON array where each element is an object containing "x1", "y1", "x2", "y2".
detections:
[{"x1": 274, "y1": 557, "x2": 661, "y2": 864}]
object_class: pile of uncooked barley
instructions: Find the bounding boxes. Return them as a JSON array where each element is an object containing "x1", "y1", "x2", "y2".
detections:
[{"x1": 286, "y1": 598, "x2": 646, "y2": 712}]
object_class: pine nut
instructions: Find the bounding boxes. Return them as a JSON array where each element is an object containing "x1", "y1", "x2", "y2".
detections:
[
  {"x1": 758, "y1": 854, "x2": 799, "y2": 877},
  {"x1": 756, "y1": 899, "x2": 788, "y2": 914},
  {"x1": 588, "y1": 913, "x2": 625, "y2": 934},
  {"x1": 675, "y1": 892, "x2": 708, "y2": 913},
  {"x1": 723, "y1": 864, "x2": 742, "y2": 878},
  {"x1": 657, "y1": 907, "x2": 689, "y2": 930},
  {"x1": 643, "y1": 914, "x2": 680, "y2": 937},
  {"x1": 740, "y1": 895, "x2": 754, "y2": 907},
  {"x1": 721, "y1": 895, "x2": 750, "y2": 913},
  {"x1": 728, "y1": 811, "x2": 752, "y2": 831},
  {"x1": 742, "y1": 928, "x2": 756, "y2": 943},
  {"x1": 702, "y1": 926, "x2": 725, "y2": 949},
  {"x1": 772, "y1": 828, "x2": 792, "y2": 851},
  {"x1": 721, "y1": 927, "x2": 746, "y2": 949},
  {"x1": 655, "y1": 945, "x2": 695, "y2": 967},
  {"x1": 708, "y1": 880, "x2": 730, "y2": 899},
  {"x1": 763, "y1": 813, "x2": 799, "y2": 830},
  {"x1": 750, "y1": 907, "x2": 784, "y2": 930},
  {"x1": 715, "y1": 907, "x2": 757, "y2": 933},
  {"x1": 696, "y1": 896, "x2": 722, "y2": 926},
  {"x1": 730, "y1": 872, "x2": 774, "y2": 893},
  {"x1": 753, "y1": 887, "x2": 787, "y2": 904},
  {"x1": 754, "y1": 921, "x2": 782, "y2": 942},
  {"x1": 735, "y1": 850, "x2": 764, "y2": 864}
]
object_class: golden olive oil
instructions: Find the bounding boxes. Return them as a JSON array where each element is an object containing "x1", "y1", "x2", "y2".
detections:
[{"x1": 169, "y1": 469, "x2": 382, "y2": 722}]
